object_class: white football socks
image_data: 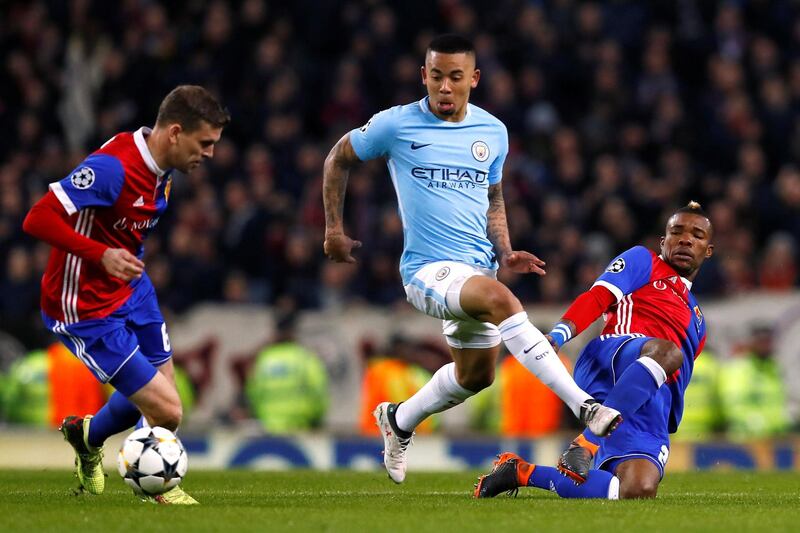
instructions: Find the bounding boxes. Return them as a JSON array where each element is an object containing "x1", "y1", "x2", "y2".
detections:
[
  {"x1": 637, "y1": 356, "x2": 668, "y2": 386},
  {"x1": 607, "y1": 476, "x2": 620, "y2": 499},
  {"x1": 498, "y1": 311, "x2": 591, "y2": 417},
  {"x1": 394, "y1": 362, "x2": 473, "y2": 433}
]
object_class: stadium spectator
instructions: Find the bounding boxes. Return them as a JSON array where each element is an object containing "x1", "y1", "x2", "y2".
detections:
[
  {"x1": 719, "y1": 324, "x2": 791, "y2": 440},
  {"x1": 358, "y1": 335, "x2": 442, "y2": 436},
  {"x1": 245, "y1": 312, "x2": 328, "y2": 434},
  {"x1": 0, "y1": 342, "x2": 106, "y2": 427},
  {"x1": 673, "y1": 349, "x2": 724, "y2": 442}
]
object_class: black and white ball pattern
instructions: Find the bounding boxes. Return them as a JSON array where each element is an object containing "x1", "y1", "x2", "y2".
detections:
[
  {"x1": 70, "y1": 167, "x2": 95, "y2": 189},
  {"x1": 117, "y1": 426, "x2": 188, "y2": 496}
]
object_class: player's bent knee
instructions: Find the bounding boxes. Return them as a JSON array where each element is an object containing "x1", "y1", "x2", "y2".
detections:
[
  {"x1": 458, "y1": 371, "x2": 494, "y2": 392},
  {"x1": 643, "y1": 339, "x2": 683, "y2": 375},
  {"x1": 482, "y1": 285, "x2": 521, "y2": 322},
  {"x1": 659, "y1": 343, "x2": 683, "y2": 375},
  {"x1": 151, "y1": 404, "x2": 182, "y2": 431}
]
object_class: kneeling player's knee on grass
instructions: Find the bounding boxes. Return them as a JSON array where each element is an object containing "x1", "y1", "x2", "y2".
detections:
[{"x1": 621, "y1": 479, "x2": 659, "y2": 499}]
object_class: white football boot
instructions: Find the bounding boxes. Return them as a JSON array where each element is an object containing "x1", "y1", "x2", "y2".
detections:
[
  {"x1": 580, "y1": 400, "x2": 622, "y2": 437},
  {"x1": 373, "y1": 402, "x2": 413, "y2": 484}
]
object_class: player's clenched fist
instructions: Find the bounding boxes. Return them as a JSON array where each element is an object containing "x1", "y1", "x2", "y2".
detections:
[
  {"x1": 101, "y1": 248, "x2": 145, "y2": 281},
  {"x1": 324, "y1": 232, "x2": 362, "y2": 263}
]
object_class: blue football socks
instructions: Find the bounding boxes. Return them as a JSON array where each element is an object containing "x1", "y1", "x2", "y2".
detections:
[
  {"x1": 87, "y1": 391, "x2": 142, "y2": 448},
  {"x1": 602, "y1": 358, "x2": 665, "y2": 419},
  {"x1": 528, "y1": 465, "x2": 615, "y2": 499}
]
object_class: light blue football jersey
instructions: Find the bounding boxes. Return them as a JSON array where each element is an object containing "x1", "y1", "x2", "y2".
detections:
[{"x1": 349, "y1": 96, "x2": 509, "y2": 284}]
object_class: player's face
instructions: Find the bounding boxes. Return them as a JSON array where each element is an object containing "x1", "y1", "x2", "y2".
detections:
[
  {"x1": 169, "y1": 121, "x2": 223, "y2": 173},
  {"x1": 660, "y1": 213, "x2": 714, "y2": 279},
  {"x1": 421, "y1": 51, "x2": 480, "y2": 122}
]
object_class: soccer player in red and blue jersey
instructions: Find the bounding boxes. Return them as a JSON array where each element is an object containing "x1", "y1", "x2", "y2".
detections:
[
  {"x1": 23, "y1": 85, "x2": 229, "y2": 504},
  {"x1": 475, "y1": 202, "x2": 714, "y2": 500}
]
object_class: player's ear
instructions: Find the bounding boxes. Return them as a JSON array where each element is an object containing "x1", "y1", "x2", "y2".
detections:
[
  {"x1": 167, "y1": 124, "x2": 183, "y2": 144},
  {"x1": 705, "y1": 243, "x2": 714, "y2": 258},
  {"x1": 421, "y1": 65, "x2": 427, "y2": 85},
  {"x1": 659, "y1": 236, "x2": 665, "y2": 249},
  {"x1": 471, "y1": 68, "x2": 480, "y2": 89}
]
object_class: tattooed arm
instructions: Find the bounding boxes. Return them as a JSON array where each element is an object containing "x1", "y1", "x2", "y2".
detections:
[
  {"x1": 487, "y1": 183, "x2": 513, "y2": 261},
  {"x1": 323, "y1": 133, "x2": 362, "y2": 263},
  {"x1": 486, "y1": 183, "x2": 546, "y2": 275}
]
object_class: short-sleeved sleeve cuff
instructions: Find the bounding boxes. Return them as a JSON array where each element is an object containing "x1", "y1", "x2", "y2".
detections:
[
  {"x1": 49, "y1": 182, "x2": 78, "y2": 215},
  {"x1": 592, "y1": 280, "x2": 623, "y2": 302}
]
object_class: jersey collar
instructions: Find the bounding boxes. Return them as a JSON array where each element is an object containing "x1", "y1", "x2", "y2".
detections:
[
  {"x1": 133, "y1": 127, "x2": 167, "y2": 177},
  {"x1": 658, "y1": 254, "x2": 693, "y2": 290}
]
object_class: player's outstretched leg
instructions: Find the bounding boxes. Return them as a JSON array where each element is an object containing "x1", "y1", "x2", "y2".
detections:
[
  {"x1": 459, "y1": 277, "x2": 622, "y2": 437},
  {"x1": 59, "y1": 415, "x2": 105, "y2": 495},
  {"x1": 142, "y1": 486, "x2": 199, "y2": 505},
  {"x1": 373, "y1": 402, "x2": 413, "y2": 483},
  {"x1": 474, "y1": 452, "x2": 619, "y2": 500},
  {"x1": 474, "y1": 453, "x2": 530, "y2": 498}
]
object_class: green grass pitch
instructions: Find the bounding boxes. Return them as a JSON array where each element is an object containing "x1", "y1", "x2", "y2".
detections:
[{"x1": 2, "y1": 470, "x2": 798, "y2": 532}]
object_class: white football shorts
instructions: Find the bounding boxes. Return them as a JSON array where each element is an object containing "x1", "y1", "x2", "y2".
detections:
[{"x1": 404, "y1": 261, "x2": 502, "y2": 349}]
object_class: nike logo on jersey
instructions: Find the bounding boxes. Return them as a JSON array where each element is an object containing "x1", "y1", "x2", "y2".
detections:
[
  {"x1": 410, "y1": 142, "x2": 432, "y2": 150},
  {"x1": 133, "y1": 196, "x2": 144, "y2": 207}
]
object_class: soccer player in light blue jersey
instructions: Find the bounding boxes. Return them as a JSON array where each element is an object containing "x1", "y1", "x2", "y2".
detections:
[{"x1": 323, "y1": 34, "x2": 621, "y2": 484}]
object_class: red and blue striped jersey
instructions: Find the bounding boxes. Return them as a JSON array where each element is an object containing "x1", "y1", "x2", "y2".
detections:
[
  {"x1": 593, "y1": 245, "x2": 707, "y2": 431},
  {"x1": 41, "y1": 127, "x2": 172, "y2": 323}
]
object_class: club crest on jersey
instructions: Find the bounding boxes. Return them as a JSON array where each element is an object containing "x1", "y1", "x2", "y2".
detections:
[
  {"x1": 471, "y1": 141, "x2": 490, "y2": 162},
  {"x1": 70, "y1": 167, "x2": 95, "y2": 189},
  {"x1": 435, "y1": 266, "x2": 451, "y2": 281},
  {"x1": 606, "y1": 257, "x2": 625, "y2": 273},
  {"x1": 694, "y1": 305, "x2": 703, "y2": 324}
]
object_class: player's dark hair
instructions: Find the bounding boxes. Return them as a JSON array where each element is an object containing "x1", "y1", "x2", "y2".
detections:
[
  {"x1": 673, "y1": 200, "x2": 714, "y2": 239},
  {"x1": 156, "y1": 85, "x2": 230, "y2": 131},
  {"x1": 674, "y1": 200, "x2": 709, "y2": 219},
  {"x1": 427, "y1": 34, "x2": 475, "y2": 56}
]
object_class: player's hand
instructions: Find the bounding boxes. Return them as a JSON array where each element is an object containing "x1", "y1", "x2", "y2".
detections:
[
  {"x1": 502, "y1": 251, "x2": 546, "y2": 275},
  {"x1": 101, "y1": 248, "x2": 145, "y2": 281},
  {"x1": 324, "y1": 232, "x2": 362, "y2": 263},
  {"x1": 545, "y1": 333, "x2": 559, "y2": 351}
]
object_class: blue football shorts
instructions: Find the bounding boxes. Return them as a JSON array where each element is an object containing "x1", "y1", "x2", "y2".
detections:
[
  {"x1": 42, "y1": 275, "x2": 172, "y2": 397},
  {"x1": 574, "y1": 334, "x2": 672, "y2": 478}
]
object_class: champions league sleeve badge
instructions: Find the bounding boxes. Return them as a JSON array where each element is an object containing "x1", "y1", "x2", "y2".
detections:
[
  {"x1": 606, "y1": 257, "x2": 626, "y2": 273},
  {"x1": 70, "y1": 167, "x2": 96, "y2": 189}
]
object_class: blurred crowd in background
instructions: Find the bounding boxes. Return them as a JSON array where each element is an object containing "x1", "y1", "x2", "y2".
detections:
[{"x1": 1, "y1": 1, "x2": 800, "y2": 437}]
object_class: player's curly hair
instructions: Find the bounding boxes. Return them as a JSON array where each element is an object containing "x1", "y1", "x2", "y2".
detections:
[{"x1": 156, "y1": 85, "x2": 231, "y2": 132}]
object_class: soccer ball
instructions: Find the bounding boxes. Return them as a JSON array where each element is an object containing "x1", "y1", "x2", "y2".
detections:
[{"x1": 117, "y1": 426, "x2": 188, "y2": 496}]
